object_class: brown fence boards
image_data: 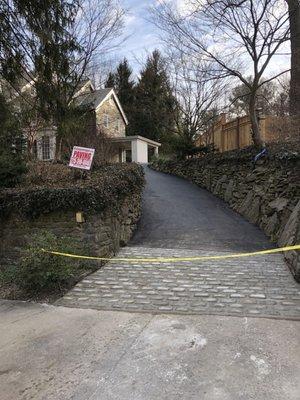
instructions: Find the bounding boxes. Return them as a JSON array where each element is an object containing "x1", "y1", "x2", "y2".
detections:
[{"x1": 198, "y1": 114, "x2": 281, "y2": 152}]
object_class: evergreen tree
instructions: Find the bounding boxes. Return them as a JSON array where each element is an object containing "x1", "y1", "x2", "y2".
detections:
[
  {"x1": 105, "y1": 72, "x2": 116, "y2": 88},
  {"x1": 286, "y1": 0, "x2": 300, "y2": 117},
  {"x1": 116, "y1": 60, "x2": 135, "y2": 108},
  {"x1": 133, "y1": 50, "x2": 176, "y2": 145},
  {"x1": 0, "y1": 0, "x2": 82, "y2": 158},
  {"x1": 0, "y1": 94, "x2": 27, "y2": 187},
  {"x1": 20, "y1": 0, "x2": 81, "y2": 157},
  {"x1": 105, "y1": 59, "x2": 136, "y2": 135},
  {"x1": 0, "y1": 0, "x2": 126, "y2": 158}
]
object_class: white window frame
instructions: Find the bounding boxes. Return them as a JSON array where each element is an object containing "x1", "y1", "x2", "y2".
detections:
[
  {"x1": 41, "y1": 135, "x2": 50, "y2": 160},
  {"x1": 103, "y1": 114, "x2": 109, "y2": 128}
]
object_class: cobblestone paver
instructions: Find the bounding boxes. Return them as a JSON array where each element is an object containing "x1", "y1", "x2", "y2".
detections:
[{"x1": 57, "y1": 247, "x2": 300, "y2": 319}]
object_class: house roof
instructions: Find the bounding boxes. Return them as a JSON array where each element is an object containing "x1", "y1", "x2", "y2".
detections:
[
  {"x1": 110, "y1": 135, "x2": 161, "y2": 147},
  {"x1": 74, "y1": 88, "x2": 128, "y2": 125},
  {"x1": 73, "y1": 79, "x2": 95, "y2": 97},
  {"x1": 74, "y1": 88, "x2": 111, "y2": 108},
  {"x1": 1, "y1": 70, "x2": 35, "y2": 100},
  {"x1": 76, "y1": 78, "x2": 91, "y2": 91}
]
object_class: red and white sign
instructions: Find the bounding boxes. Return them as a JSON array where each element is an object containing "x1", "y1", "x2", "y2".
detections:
[{"x1": 69, "y1": 146, "x2": 95, "y2": 170}]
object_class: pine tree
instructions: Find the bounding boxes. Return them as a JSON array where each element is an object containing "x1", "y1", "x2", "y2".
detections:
[
  {"x1": 106, "y1": 59, "x2": 136, "y2": 135},
  {"x1": 133, "y1": 50, "x2": 176, "y2": 144},
  {"x1": 105, "y1": 72, "x2": 116, "y2": 88},
  {"x1": 0, "y1": 0, "x2": 82, "y2": 158},
  {"x1": 21, "y1": 0, "x2": 81, "y2": 157}
]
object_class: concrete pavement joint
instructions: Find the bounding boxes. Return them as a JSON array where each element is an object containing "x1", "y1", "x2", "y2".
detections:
[{"x1": 55, "y1": 302, "x2": 300, "y2": 321}]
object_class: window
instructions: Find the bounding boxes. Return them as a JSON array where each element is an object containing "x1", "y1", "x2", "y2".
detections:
[
  {"x1": 103, "y1": 114, "x2": 109, "y2": 128},
  {"x1": 116, "y1": 119, "x2": 121, "y2": 132},
  {"x1": 41, "y1": 135, "x2": 50, "y2": 160}
]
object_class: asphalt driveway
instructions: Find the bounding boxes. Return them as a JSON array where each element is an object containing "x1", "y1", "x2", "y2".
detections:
[
  {"x1": 131, "y1": 167, "x2": 272, "y2": 251},
  {"x1": 1, "y1": 167, "x2": 299, "y2": 400}
]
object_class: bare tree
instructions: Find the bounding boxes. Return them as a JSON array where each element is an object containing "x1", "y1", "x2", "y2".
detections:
[
  {"x1": 70, "y1": 0, "x2": 125, "y2": 93},
  {"x1": 228, "y1": 78, "x2": 290, "y2": 117},
  {"x1": 152, "y1": 0, "x2": 290, "y2": 146},
  {"x1": 169, "y1": 51, "x2": 223, "y2": 145}
]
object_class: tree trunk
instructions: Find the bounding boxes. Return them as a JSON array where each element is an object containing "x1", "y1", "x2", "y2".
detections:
[
  {"x1": 249, "y1": 93, "x2": 263, "y2": 147},
  {"x1": 287, "y1": 0, "x2": 300, "y2": 117}
]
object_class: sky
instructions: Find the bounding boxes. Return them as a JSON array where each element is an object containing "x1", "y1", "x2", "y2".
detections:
[
  {"x1": 111, "y1": 0, "x2": 290, "y2": 80},
  {"x1": 114, "y1": 0, "x2": 162, "y2": 74}
]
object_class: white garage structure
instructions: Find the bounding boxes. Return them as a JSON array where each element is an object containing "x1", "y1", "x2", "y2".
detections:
[{"x1": 111, "y1": 135, "x2": 161, "y2": 164}]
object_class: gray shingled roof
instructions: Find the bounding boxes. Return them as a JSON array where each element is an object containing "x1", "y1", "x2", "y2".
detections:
[
  {"x1": 75, "y1": 78, "x2": 91, "y2": 92},
  {"x1": 74, "y1": 88, "x2": 113, "y2": 109}
]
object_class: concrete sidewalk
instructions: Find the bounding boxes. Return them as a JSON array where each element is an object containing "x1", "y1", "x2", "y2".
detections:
[{"x1": 1, "y1": 300, "x2": 299, "y2": 400}]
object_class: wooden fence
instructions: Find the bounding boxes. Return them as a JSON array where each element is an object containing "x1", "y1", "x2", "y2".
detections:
[{"x1": 197, "y1": 113, "x2": 284, "y2": 152}]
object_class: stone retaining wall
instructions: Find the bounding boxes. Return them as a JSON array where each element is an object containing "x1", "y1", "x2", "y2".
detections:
[
  {"x1": 0, "y1": 194, "x2": 142, "y2": 267},
  {"x1": 0, "y1": 164, "x2": 144, "y2": 267},
  {"x1": 151, "y1": 146, "x2": 300, "y2": 281}
]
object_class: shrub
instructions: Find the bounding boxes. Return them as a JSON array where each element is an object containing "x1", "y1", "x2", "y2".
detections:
[
  {"x1": 0, "y1": 152, "x2": 27, "y2": 188},
  {"x1": 168, "y1": 135, "x2": 217, "y2": 160},
  {"x1": 3, "y1": 231, "x2": 91, "y2": 295},
  {"x1": 0, "y1": 163, "x2": 144, "y2": 219}
]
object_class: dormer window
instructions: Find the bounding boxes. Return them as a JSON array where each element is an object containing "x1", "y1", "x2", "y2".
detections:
[{"x1": 103, "y1": 114, "x2": 109, "y2": 128}]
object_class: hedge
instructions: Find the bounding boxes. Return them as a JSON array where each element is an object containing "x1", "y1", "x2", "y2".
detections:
[
  {"x1": 151, "y1": 142, "x2": 300, "y2": 171},
  {"x1": 0, "y1": 163, "x2": 145, "y2": 220}
]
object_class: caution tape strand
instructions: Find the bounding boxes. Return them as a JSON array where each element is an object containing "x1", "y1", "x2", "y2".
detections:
[{"x1": 41, "y1": 244, "x2": 300, "y2": 263}]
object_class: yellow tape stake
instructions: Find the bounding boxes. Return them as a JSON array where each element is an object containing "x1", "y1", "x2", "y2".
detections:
[{"x1": 41, "y1": 244, "x2": 300, "y2": 263}]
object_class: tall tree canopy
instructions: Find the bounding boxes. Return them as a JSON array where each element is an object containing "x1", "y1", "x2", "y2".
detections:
[
  {"x1": 0, "y1": 0, "x2": 80, "y2": 121},
  {"x1": 105, "y1": 58, "x2": 135, "y2": 134},
  {"x1": 229, "y1": 79, "x2": 289, "y2": 117},
  {"x1": 0, "y1": 0, "x2": 125, "y2": 157},
  {"x1": 152, "y1": 0, "x2": 290, "y2": 146},
  {"x1": 133, "y1": 50, "x2": 177, "y2": 145}
]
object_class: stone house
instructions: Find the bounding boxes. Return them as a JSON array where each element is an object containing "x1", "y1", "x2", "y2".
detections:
[
  {"x1": 73, "y1": 79, "x2": 161, "y2": 163},
  {"x1": 3, "y1": 77, "x2": 161, "y2": 164}
]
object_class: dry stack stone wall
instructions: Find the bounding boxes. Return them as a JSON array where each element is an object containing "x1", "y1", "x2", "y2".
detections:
[
  {"x1": 151, "y1": 145, "x2": 300, "y2": 281},
  {"x1": 0, "y1": 164, "x2": 144, "y2": 268},
  {"x1": 0, "y1": 194, "x2": 141, "y2": 267}
]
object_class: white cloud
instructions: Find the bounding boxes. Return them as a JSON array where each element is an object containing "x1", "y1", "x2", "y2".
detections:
[
  {"x1": 156, "y1": 0, "x2": 201, "y2": 17},
  {"x1": 124, "y1": 13, "x2": 137, "y2": 26}
]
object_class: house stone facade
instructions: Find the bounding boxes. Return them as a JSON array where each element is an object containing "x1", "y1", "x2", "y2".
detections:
[
  {"x1": 4, "y1": 77, "x2": 161, "y2": 163},
  {"x1": 96, "y1": 95, "x2": 126, "y2": 138}
]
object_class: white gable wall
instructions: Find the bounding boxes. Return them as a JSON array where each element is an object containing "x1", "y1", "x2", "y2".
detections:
[{"x1": 131, "y1": 139, "x2": 148, "y2": 163}]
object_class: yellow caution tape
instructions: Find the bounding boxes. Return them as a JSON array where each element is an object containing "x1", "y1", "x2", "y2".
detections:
[{"x1": 41, "y1": 244, "x2": 300, "y2": 263}]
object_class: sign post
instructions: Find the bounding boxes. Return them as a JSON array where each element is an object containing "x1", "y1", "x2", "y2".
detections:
[{"x1": 69, "y1": 146, "x2": 95, "y2": 171}]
